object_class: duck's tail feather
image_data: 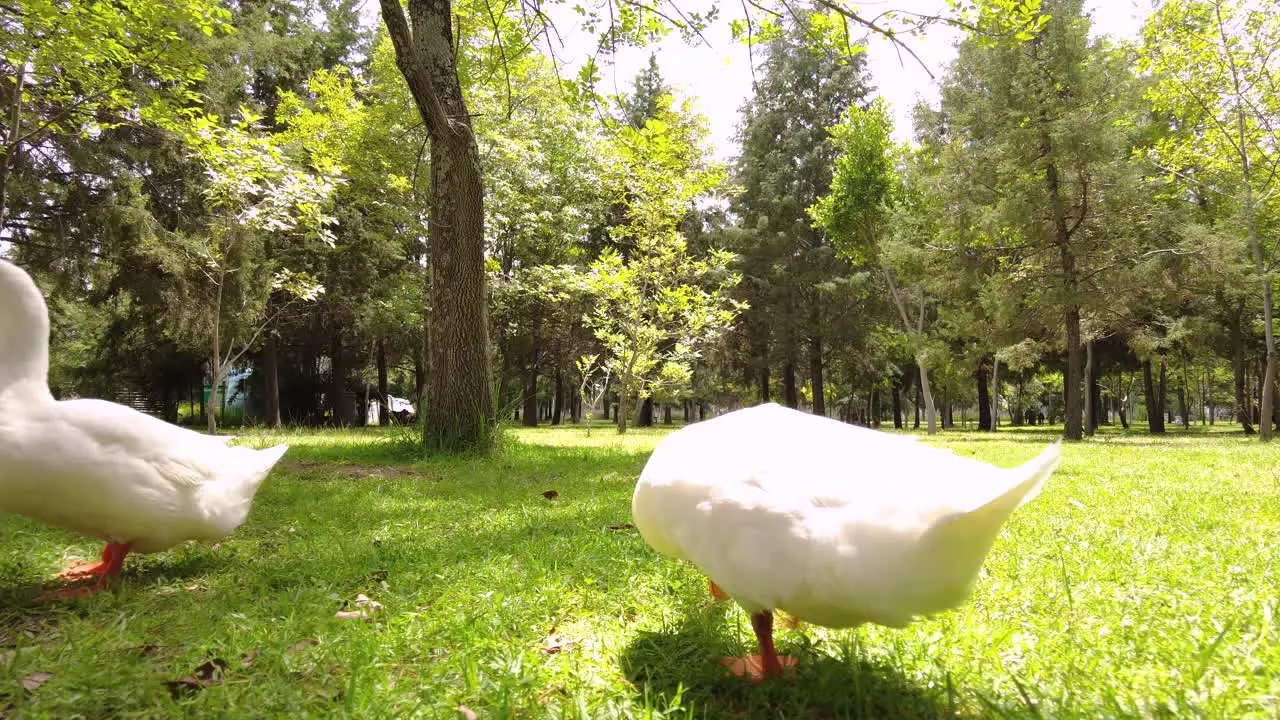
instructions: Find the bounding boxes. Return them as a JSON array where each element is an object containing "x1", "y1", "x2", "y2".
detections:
[
  {"x1": 201, "y1": 444, "x2": 288, "y2": 536},
  {"x1": 1009, "y1": 440, "x2": 1061, "y2": 509},
  {"x1": 925, "y1": 441, "x2": 1061, "y2": 548}
]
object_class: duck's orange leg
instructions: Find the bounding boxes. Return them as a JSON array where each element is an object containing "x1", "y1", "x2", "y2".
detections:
[
  {"x1": 721, "y1": 610, "x2": 797, "y2": 681},
  {"x1": 49, "y1": 543, "x2": 132, "y2": 597},
  {"x1": 709, "y1": 579, "x2": 730, "y2": 601}
]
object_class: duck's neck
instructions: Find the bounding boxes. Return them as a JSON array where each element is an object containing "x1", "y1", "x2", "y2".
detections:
[{"x1": 0, "y1": 261, "x2": 51, "y2": 395}]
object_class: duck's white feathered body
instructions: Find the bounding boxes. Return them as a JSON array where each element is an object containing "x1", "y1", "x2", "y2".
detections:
[
  {"x1": 0, "y1": 258, "x2": 285, "y2": 558},
  {"x1": 632, "y1": 403, "x2": 1058, "y2": 629}
]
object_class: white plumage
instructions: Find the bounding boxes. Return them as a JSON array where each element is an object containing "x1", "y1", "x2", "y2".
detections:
[
  {"x1": 0, "y1": 258, "x2": 286, "y2": 593},
  {"x1": 632, "y1": 403, "x2": 1059, "y2": 676}
]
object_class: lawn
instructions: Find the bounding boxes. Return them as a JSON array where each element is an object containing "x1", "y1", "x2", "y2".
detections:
[{"x1": 0, "y1": 422, "x2": 1277, "y2": 718}]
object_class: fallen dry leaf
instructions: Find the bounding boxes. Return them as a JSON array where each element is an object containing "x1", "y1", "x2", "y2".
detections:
[
  {"x1": 123, "y1": 643, "x2": 160, "y2": 655},
  {"x1": 337, "y1": 593, "x2": 383, "y2": 620},
  {"x1": 240, "y1": 649, "x2": 258, "y2": 669},
  {"x1": 163, "y1": 676, "x2": 204, "y2": 698},
  {"x1": 540, "y1": 630, "x2": 580, "y2": 655},
  {"x1": 286, "y1": 638, "x2": 319, "y2": 655},
  {"x1": 194, "y1": 658, "x2": 227, "y2": 683},
  {"x1": 457, "y1": 705, "x2": 478, "y2": 720},
  {"x1": 21, "y1": 671, "x2": 52, "y2": 692},
  {"x1": 162, "y1": 657, "x2": 227, "y2": 698},
  {"x1": 369, "y1": 569, "x2": 389, "y2": 582},
  {"x1": 606, "y1": 523, "x2": 635, "y2": 531},
  {"x1": 542, "y1": 490, "x2": 559, "y2": 500}
]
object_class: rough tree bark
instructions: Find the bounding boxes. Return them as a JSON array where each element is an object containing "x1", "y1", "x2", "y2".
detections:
[
  {"x1": 977, "y1": 361, "x2": 992, "y2": 432},
  {"x1": 380, "y1": 0, "x2": 494, "y2": 450},
  {"x1": 782, "y1": 361, "x2": 798, "y2": 409}
]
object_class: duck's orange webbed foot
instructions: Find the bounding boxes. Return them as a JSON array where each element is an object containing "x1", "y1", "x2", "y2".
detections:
[
  {"x1": 44, "y1": 543, "x2": 132, "y2": 600},
  {"x1": 720, "y1": 610, "x2": 797, "y2": 682},
  {"x1": 709, "y1": 579, "x2": 730, "y2": 601}
]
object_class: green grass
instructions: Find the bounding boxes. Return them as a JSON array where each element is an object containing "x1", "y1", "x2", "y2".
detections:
[{"x1": 0, "y1": 422, "x2": 1277, "y2": 718}]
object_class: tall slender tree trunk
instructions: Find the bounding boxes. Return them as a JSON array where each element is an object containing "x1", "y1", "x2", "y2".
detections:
[
  {"x1": 1084, "y1": 341, "x2": 1095, "y2": 436},
  {"x1": 1229, "y1": 299, "x2": 1256, "y2": 433},
  {"x1": 892, "y1": 376, "x2": 903, "y2": 429},
  {"x1": 1179, "y1": 355, "x2": 1190, "y2": 430},
  {"x1": 331, "y1": 329, "x2": 353, "y2": 426},
  {"x1": 552, "y1": 367, "x2": 563, "y2": 425},
  {"x1": 1117, "y1": 368, "x2": 1129, "y2": 430},
  {"x1": 207, "y1": 348, "x2": 221, "y2": 435},
  {"x1": 1037, "y1": 78, "x2": 1084, "y2": 440},
  {"x1": 1144, "y1": 361, "x2": 1165, "y2": 434},
  {"x1": 758, "y1": 365, "x2": 770, "y2": 405},
  {"x1": 522, "y1": 361, "x2": 538, "y2": 428},
  {"x1": 977, "y1": 361, "x2": 992, "y2": 432},
  {"x1": 412, "y1": 339, "x2": 426, "y2": 417},
  {"x1": 990, "y1": 356, "x2": 1000, "y2": 432},
  {"x1": 376, "y1": 338, "x2": 389, "y2": 426},
  {"x1": 809, "y1": 330, "x2": 826, "y2": 416},
  {"x1": 1159, "y1": 360, "x2": 1169, "y2": 427},
  {"x1": 264, "y1": 334, "x2": 281, "y2": 428},
  {"x1": 782, "y1": 361, "x2": 798, "y2": 409},
  {"x1": 380, "y1": 0, "x2": 494, "y2": 451}
]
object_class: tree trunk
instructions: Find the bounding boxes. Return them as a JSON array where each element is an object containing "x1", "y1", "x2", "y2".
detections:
[
  {"x1": 1230, "y1": 299, "x2": 1256, "y2": 433},
  {"x1": 1159, "y1": 360, "x2": 1169, "y2": 426},
  {"x1": 662, "y1": 404, "x2": 672, "y2": 425},
  {"x1": 782, "y1": 361, "x2": 798, "y2": 409},
  {"x1": 892, "y1": 376, "x2": 903, "y2": 429},
  {"x1": 207, "y1": 347, "x2": 221, "y2": 435},
  {"x1": 1117, "y1": 371, "x2": 1129, "y2": 430},
  {"x1": 809, "y1": 330, "x2": 825, "y2": 416},
  {"x1": 1144, "y1": 361, "x2": 1164, "y2": 434},
  {"x1": 264, "y1": 334, "x2": 281, "y2": 428},
  {"x1": 380, "y1": 0, "x2": 494, "y2": 451},
  {"x1": 1179, "y1": 356, "x2": 1190, "y2": 430},
  {"x1": 522, "y1": 360, "x2": 538, "y2": 427},
  {"x1": 1207, "y1": 361, "x2": 1215, "y2": 425},
  {"x1": 412, "y1": 339, "x2": 426, "y2": 417},
  {"x1": 758, "y1": 364, "x2": 770, "y2": 404},
  {"x1": 552, "y1": 367, "x2": 563, "y2": 425},
  {"x1": 976, "y1": 361, "x2": 992, "y2": 432},
  {"x1": 638, "y1": 397, "x2": 654, "y2": 427},
  {"x1": 1039, "y1": 104, "x2": 1083, "y2": 440},
  {"x1": 918, "y1": 366, "x2": 937, "y2": 435},
  {"x1": 376, "y1": 337, "x2": 390, "y2": 426},
  {"x1": 1083, "y1": 340, "x2": 1095, "y2": 436},
  {"x1": 990, "y1": 356, "x2": 1000, "y2": 432},
  {"x1": 331, "y1": 330, "x2": 353, "y2": 426},
  {"x1": 913, "y1": 384, "x2": 920, "y2": 429}
]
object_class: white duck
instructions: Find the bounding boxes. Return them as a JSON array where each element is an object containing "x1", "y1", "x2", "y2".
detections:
[
  {"x1": 0, "y1": 258, "x2": 287, "y2": 596},
  {"x1": 632, "y1": 403, "x2": 1059, "y2": 679}
]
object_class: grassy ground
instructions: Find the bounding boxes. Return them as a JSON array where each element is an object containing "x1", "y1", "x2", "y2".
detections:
[{"x1": 0, "y1": 421, "x2": 1277, "y2": 718}]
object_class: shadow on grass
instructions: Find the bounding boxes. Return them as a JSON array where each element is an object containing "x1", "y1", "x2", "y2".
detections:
[{"x1": 620, "y1": 608, "x2": 973, "y2": 719}]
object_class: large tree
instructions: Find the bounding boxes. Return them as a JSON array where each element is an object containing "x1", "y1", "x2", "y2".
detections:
[
  {"x1": 1140, "y1": 0, "x2": 1280, "y2": 440},
  {"x1": 731, "y1": 12, "x2": 872, "y2": 415},
  {"x1": 932, "y1": 0, "x2": 1128, "y2": 440},
  {"x1": 378, "y1": 0, "x2": 494, "y2": 451}
]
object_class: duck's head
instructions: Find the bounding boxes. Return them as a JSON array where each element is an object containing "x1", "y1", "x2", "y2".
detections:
[{"x1": 0, "y1": 259, "x2": 50, "y2": 389}]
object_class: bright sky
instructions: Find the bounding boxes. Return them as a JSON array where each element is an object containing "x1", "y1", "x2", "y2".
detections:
[{"x1": 537, "y1": 0, "x2": 1152, "y2": 156}]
